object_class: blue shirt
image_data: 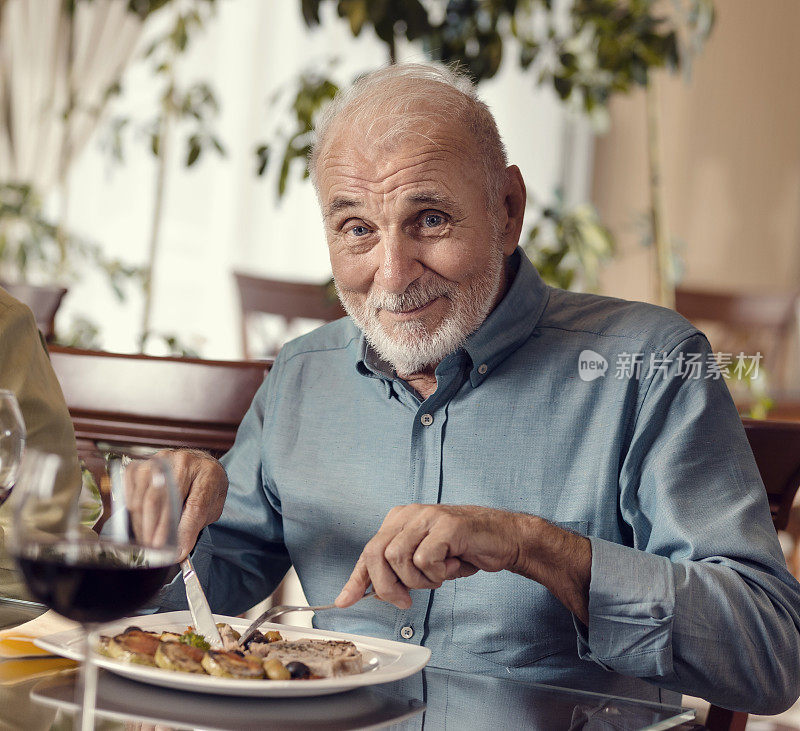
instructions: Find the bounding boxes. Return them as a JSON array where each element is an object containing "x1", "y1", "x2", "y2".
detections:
[{"x1": 159, "y1": 249, "x2": 800, "y2": 713}]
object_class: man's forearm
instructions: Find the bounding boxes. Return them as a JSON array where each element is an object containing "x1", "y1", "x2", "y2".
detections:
[{"x1": 508, "y1": 514, "x2": 592, "y2": 625}]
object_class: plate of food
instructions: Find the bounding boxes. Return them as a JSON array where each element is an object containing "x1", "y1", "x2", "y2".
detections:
[{"x1": 34, "y1": 611, "x2": 431, "y2": 697}]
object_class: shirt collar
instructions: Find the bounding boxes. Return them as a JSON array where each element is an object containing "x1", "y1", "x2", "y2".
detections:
[
  {"x1": 462, "y1": 247, "x2": 549, "y2": 387},
  {"x1": 355, "y1": 247, "x2": 549, "y2": 387}
]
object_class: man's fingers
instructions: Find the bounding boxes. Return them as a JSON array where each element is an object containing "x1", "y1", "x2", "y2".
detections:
[
  {"x1": 152, "y1": 450, "x2": 227, "y2": 558},
  {"x1": 140, "y1": 481, "x2": 170, "y2": 548},
  {"x1": 385, "y1": 530, "x2": 444, "y2": 590},
  {"x1": 154, "y1": 449, "x2": 195, "y2": 503},
  {"x1": 362, "y1": 538, "x2": 412, "y2": 609},
  {"x1": 124, "y1": 462, "x2": 153, "y2": 543},
  {"x1": 444, "y1": 557, "x2": 478, "y2": 580},
  {"x1": 337, "y1": 531, "x2": 414, "y2": 610},
  {"x1": 410, "y1": 532, "x2": 455, "y2": 585},
  {"x1": 335, "y1": 558, "x2": 371, "y2": 607},
  {"x1": 176, "y1": 501, "x2": 208, "y2": 560}
]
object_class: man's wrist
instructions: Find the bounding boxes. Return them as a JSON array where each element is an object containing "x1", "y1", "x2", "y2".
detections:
[{"x1": 508, "y1": 514, "x2": 592, "y2": 625}]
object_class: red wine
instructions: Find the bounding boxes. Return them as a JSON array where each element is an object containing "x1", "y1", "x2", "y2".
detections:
[
  {"x1": 16, "y1": 541, "x2": 175, "y2": 624},
  {"x1": 0, "y1": 486, "x2": 11, "y2": 507}
]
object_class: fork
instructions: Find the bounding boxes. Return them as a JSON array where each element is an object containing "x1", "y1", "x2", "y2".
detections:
[{"x1": 237, "y1": 589, "x2": 377, "y2": 647}]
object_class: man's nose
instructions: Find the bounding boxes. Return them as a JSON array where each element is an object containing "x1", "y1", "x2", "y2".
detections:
[{"x1": 373, "y1": 237, "x2": 424, "y2": 294}]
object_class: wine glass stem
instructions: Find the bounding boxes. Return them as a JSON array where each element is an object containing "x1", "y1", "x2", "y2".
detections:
[{"x1": 77, "y1": 623, "x2": 98, "y2": 731}]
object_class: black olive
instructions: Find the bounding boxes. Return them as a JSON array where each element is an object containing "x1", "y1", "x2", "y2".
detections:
[
  {"x1": 124, "y1": 626, "x2": 142, "y2": 633},
  {"x1": 244, "y1": 630, "x2": 266, "y2": 648},
  {"x1": 285, "y1": 661, "x2": 310, "y2": 679}
]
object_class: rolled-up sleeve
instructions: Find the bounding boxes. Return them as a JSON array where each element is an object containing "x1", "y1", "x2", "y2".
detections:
[
  {"x1": 157, "y1": 357, "x2": 291, "y2": 616},
  {"x1": 575, "y1": 333, "x2": 800, "y2": 714}
]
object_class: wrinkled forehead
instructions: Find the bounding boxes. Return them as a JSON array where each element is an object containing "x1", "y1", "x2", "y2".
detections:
[{"x1": 317, "y1": 114, "x2": 480, "y2": 202}]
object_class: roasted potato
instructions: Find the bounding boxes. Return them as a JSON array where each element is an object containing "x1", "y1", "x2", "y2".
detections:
[
  {"x1": 155, "y1": 642, "x2": 206, "y2": 673},
  {"x1": 201, "y1": 650, "x2": 265, "y2": 679}
]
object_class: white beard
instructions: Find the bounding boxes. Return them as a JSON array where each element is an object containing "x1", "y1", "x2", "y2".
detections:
[{"x1": 336, "y1": 244, "x2": 505, "y2": 375}]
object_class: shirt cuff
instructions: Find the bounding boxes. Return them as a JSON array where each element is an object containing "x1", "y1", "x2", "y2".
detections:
[{"x1": 573, "y1": 537, "x2": 675, "y2": 678}]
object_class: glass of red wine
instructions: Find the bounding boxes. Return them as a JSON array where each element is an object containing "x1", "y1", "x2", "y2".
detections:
[
  {"x1": 10, "y1": 451, "x2": 180, "y2": 730},
  {"x1": 0, "y1": 390, "x2": 25, "y2": 507}
]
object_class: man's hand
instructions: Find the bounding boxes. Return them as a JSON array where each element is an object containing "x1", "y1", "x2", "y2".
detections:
[
  {"x1": 335, "y1": 504, "x2": 591, "y2": 624},
  {"x1": 154, "y1": 449, "x2": 228, "y2": 561}
]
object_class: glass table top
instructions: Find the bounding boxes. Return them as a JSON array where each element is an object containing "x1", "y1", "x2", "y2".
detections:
[{"x1": 1, "y1": 664, "x2": 695, "y2": 730}]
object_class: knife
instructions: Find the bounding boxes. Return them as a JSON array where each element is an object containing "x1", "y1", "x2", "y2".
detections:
[{"x1": 181, "y1": 558, "x2": 223, "y2": 648}]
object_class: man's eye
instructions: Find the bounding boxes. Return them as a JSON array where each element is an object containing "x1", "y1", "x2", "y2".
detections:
[
  {"x1": 349, "y1": 225, "x2": 369, "y2": 237},
  {"x1": 421, "y1": 213, "x2": 445, "y2": 228}
]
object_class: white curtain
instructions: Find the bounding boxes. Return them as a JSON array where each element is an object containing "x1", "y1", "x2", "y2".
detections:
[{"x1": 0, "y1": 0, "x2": 144, "y2": 192}]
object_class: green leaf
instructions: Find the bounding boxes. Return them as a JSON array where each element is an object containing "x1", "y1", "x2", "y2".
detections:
[
  {"x1": 399, "y1": 0, "x2": 431, "y2": 40},
  {"x1": 186, "y1": 137, "x2": 201, "y2": 166},
  {"x1": 172, "y1": 15, "x2": 189, "y2": 51},
  {"x1": 211, "y1": 136, "x2": 225, "y2": 156},
  {"x1": 301, "y1": 0, "x2": 322, "y2": 26},
  {"x1": 255, "y1": 145, "x2": 270, "y2": 176},
  {"x1": 338, "y1": 0, "x2": 368, "y2": 36},
  {"x1": 553, "y1": 75, "x2": 572, "y2": 100}
]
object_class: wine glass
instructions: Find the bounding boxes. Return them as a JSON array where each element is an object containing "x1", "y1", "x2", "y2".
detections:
[
  {"x1": 9, "y1": 451, "x2": 181, "y2": 731},
  {"x1": 0, "y1": 390, "x2": 25, "y2": 507}
]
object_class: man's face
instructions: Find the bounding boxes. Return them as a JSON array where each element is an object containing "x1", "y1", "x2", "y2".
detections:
[{"x1": 317, "y1": 117, "x2": 515, "y2": 375}]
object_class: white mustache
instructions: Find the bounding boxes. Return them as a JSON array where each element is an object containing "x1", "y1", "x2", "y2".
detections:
[{"x1": 368, "y1": 279, "x2": 453, "y2": 313}]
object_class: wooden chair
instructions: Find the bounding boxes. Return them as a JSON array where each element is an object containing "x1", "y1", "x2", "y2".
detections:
[
  {"x1": 233, "y1": 271, "x2": 345, "y2": 359},
  {"x1": 1, "y1": 281, "x2": 67, "y2": 341},
  {"x1": 704, "y1": 418, "x2": 800, "y2": 731},
  {"x1": 48, "y1": 346, "x2": 270, "y2": 489},
  {"x1": 675, "y1": 287, "x2": 799, "y2": 392}
]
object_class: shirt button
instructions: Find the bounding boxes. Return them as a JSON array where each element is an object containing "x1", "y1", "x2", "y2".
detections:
[
  {"x1": 400, "y1": 626, "x2": 414, "y2": 639},
  {"x1": 478, "y1": 363, "x2": 488, "y2": 375},
  {"x1": 420, "y1": 413, "x2": 433, "y2": 426}
]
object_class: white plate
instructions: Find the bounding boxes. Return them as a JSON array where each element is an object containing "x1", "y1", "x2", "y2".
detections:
[{"x1": 34, "y1": 611, "x2": 430, "y2": 697}]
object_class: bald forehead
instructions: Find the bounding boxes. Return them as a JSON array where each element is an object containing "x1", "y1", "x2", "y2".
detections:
[
  {"x1": 317, "y1": 127, "x2": 478, "y2": 215},
  {"x1": 318, "y1": 112, "x2": 479, "y2": 184}
]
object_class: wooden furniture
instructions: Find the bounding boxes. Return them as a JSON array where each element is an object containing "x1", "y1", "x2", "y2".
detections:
[
  {"x1": 0, "y1": 281, "x2": 67, "y2": 341},
  {"x1": 675, "y1": 287, "x2": 799, "y2": 391},
  {"x1": 704, "y1": 418, "x2": 800, "y2": 731},
  {"x1": 233, "y1": 271, "x2": 345, "y2": 359},
  {"x1": 49, "y1": 346, "x2": 270, "y2": 486}
]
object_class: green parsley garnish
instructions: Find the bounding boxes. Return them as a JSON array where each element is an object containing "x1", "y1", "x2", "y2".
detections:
[{"x1": 179, "y1": 631, "x2": 210, "y2": 650}]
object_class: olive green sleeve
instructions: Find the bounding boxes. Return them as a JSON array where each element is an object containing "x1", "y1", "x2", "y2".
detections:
[{"x1": 0, "y1": 291, "x2": 82, "y2": 599}]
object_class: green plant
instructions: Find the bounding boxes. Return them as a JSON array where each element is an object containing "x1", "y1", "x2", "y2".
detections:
[
  {"x1": 258, "y1": 0, "x2": 714, "y2": 300},
  {"x1": 257, "y1": 72, "x2": 339, "y2": 197},
  {"x1": 0, "y1": 184, "x2": 144, "y2": 344},
  {"x1": 523, "y1": 191, "x2": 614, "y2": 292},
  {"x1": 138, "y1": 330, "x2": 200, "y2": 358}
]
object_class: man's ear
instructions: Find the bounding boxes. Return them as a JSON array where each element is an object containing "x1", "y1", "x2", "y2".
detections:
[{"x1": 500, "y1": 165, "x2": 526, "y2": 256}]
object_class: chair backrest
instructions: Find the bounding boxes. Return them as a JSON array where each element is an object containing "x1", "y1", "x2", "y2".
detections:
[
  {"x1": 49, "y1": 347, "x2": 270, "y2": 483},
  {"x1": 233, "y1": 271, "x2": 346, "y2": 359},
  {"x1": 1, "y1": 282, "x2": 67, "y2": 341},
  {"x1": 705, "y1": 417, "x2": 800, "y2": 731},
  {"x1": 742, "y1": 417, "x2": 800, "y2": 531},
  {"x1": 675, "y1": 287, "x2": 798, "y2": 389}
]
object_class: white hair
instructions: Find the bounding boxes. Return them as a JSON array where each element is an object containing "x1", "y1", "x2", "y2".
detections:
[{"x1": 309, "y1": 63, "x2": 508, "y2": 201}]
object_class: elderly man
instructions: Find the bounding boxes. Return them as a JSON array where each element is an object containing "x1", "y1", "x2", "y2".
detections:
[{"x1": 159, "y1": 64, "x2": 800, "y2": 713}]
